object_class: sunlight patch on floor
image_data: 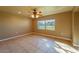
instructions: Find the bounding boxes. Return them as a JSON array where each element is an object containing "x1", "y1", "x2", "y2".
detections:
[
  {"x1": 40, "y1": 38, "x2": 79, "y2": 53},
  {"x1": 55, "y1": 41, "x2": 78, "y2": 53},
  {"x1": 42, "y1": 39, "x2": 48, "y2": 42},
  {"x1": 54, "y1": 47, "x2": 66, "y2": 53}
]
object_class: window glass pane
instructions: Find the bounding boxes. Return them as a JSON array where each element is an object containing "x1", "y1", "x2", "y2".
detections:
[
  {"x1": 37, "y1": 20, "x2": 45, "y2": 30},
  {"x1": 46, "y1": 19, "x2": 55, "y2": 31}
]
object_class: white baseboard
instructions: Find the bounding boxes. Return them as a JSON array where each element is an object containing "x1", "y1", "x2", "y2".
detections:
[
  {"x1": 0, "y1": 32, "x2": 33, "y2": 41},
  {"x1": 35, "y1": 32, "x2": 71, "y2": 41}
]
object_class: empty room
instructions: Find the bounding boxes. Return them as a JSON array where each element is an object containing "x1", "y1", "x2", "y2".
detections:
[{"x1": 0, "y1": 6, "x2": 79, "y2": 53}]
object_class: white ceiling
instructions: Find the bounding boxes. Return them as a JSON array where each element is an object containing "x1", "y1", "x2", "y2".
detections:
[{"x1": 0, "y1": 6, "x2": 74, "y2": 18}]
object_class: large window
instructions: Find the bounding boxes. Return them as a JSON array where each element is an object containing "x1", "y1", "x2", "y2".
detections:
[
  {"x1": 46, "y1": 19, "x2": 55, "y2": 31},
  {"x1": 37, "y1": 20, "x2": 45, "y2": 30},
  {"x1": 37, "y1": 19, "x2": 55, "y2": 31}
]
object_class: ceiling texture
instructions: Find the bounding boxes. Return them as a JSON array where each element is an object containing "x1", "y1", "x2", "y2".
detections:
[{"x1": 0, "y1": 6, "x2": 74, "y2": 18}]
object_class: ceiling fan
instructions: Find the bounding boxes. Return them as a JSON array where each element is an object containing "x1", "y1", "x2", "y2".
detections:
[{"x1": 31, "y1": 8, "x2": 42, "y2": 18}]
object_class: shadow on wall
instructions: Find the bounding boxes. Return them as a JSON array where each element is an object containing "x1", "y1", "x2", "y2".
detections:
[{"x1": 0, "y1": 13, "x2": 32, "y2": 40}]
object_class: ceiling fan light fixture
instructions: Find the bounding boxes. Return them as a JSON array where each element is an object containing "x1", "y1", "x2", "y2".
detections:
[
  {"x1": 31, "y1": 14, "x2": 39, "y2": 18},
  {"x1": 31, "y1": 14, "x2": 34, "y2": 18},
  {"x1": 36, "y1": 14, "x2": 39, "y2": 18},
  {"x1": 31, "y1": 8, "x2": 42, "y2": 18}
]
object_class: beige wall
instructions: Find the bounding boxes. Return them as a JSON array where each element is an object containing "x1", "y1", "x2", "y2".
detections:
[
  {"x1": 73, "y1": 12, "x2": 79, "y2": 46},
  {"x1": 0, "y1": 12, "x2": 32, "y2": 39},
  {"x1": 34, "y1": 11, "x2": 72, "y2": 40}
]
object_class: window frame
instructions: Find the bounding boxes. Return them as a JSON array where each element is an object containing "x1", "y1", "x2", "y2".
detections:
[
  {"x1": 37, "y1": 19, "x2": 56, "y2": 31},
  {"x1": 45, "y1": 19, "x2": 56, "y2": 31},
  {"x1": 37, "y1": 20, "x2": 46, "y2": 30}
]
